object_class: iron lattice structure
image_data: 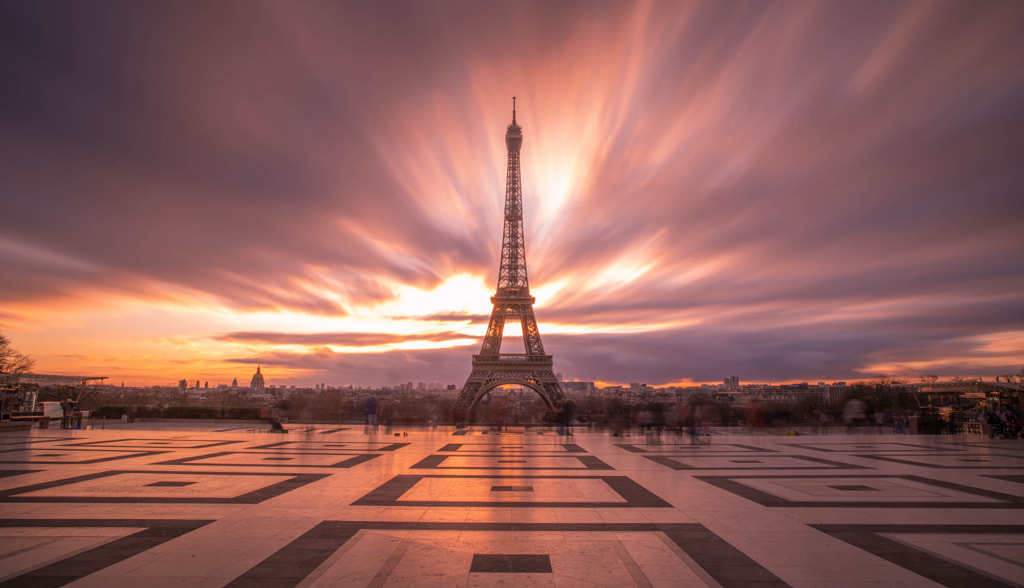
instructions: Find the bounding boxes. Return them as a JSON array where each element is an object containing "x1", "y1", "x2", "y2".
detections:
[{"x1": 454, "y1": 99, "x2": 567, "y2": 419}]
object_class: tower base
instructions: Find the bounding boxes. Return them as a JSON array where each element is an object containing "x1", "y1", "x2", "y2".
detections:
[{"x1": 453, "y1": 354, "x2": 566, "y2": 421}]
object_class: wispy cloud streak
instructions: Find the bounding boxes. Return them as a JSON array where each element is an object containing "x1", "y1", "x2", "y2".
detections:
[{"x1": 1, "y1": 1, "x2": 1022, "y2": 385}]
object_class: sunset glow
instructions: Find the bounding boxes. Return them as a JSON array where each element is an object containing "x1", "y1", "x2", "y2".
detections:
[{"x1": 2, "y1": 1, "x2": 1022, "y2": 387}]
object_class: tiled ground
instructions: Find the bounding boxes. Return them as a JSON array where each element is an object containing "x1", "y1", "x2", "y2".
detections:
[{"x1": 1, "y1": 424, "x2": 1023, "y2": 587}]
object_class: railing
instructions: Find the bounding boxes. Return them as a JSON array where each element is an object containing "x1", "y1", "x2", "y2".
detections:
[
  {"x1": 474, "y1": 354, "x2": 552, "y2": 363},
  {"x1": 959, "y1": 422, "x2": 984, "y2": 435}
]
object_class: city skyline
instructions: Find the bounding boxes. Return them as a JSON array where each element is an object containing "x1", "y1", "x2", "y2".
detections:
[{"x1": 2, "y1": 2, "x2": 1023, "y2": 388}]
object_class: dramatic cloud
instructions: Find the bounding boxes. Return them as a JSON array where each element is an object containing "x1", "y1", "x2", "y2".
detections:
[{"x1": 2, "y1": 1, "x2": 1023, "y2": 386}]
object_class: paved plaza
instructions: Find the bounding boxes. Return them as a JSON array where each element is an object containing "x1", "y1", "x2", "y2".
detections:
[{"x1": 1, "y1": 424, "x2": 1023, "y2": 587}]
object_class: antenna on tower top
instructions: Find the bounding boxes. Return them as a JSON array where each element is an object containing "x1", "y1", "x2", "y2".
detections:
[{"x1": 512, "y1": 96, "x2": 517, "y2": 124}]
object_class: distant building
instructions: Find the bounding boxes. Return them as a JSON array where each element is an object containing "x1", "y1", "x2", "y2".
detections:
[
  {"x1": 250, "y1": 365, "x2": 265, "y2": 391},
  {"x1": 724, "y1": 376, "x2": 739, "y2": 388},
  {"x1": 563, "y1": 381, "x2": 597, "y2": 397},
  {"x1": 825, "y1": 382, "x2": 850, "y2": 406},
  {"x1": 231, "y1": 378, "x2": 238, "y2": 389}
]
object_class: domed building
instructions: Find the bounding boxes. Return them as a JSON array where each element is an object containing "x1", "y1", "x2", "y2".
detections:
[{"x1": 250, "y1": 365, "x2": 265, "y2": 391}]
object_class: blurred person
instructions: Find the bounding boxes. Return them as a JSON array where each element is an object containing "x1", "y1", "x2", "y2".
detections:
[
  {"x1": 843, "y1": 399, "x2": 866, "y2": 433},
  {"x1": 364, "y1": 396, "x2": 379, "y2": 433}
]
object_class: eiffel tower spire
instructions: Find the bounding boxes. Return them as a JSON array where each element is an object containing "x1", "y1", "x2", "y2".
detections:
[
  {"x1": 454, "y1": 99, "x2": 566, "y2": 421},
  {"x1": 498, "y1": 96, "x2": 528, "y2": 298}
]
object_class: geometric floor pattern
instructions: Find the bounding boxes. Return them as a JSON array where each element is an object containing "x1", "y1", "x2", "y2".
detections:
[{"x1": 1, "y1": 424, "x2": 1023, "y2": 587}]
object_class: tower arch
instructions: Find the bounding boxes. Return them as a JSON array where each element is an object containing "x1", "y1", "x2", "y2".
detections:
[{"x1": 462, "y1": 377, "x2": 556, "y2": 417}]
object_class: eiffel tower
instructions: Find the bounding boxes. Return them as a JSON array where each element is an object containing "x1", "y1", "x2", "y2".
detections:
[{"x1": 453, "y1": 98, "x2": 567, "y2": 420}]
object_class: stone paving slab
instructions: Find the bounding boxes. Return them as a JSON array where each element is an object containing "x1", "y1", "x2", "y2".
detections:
[{"x1": 0, "y1": 425, "x2": 1022, "y2": 586}]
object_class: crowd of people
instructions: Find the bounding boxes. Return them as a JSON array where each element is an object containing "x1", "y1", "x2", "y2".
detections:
[{"x1": 986, "y1": 406, "x2": 1022, "y2": 439}]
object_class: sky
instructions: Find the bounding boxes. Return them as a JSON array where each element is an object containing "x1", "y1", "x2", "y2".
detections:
[{"x1": 1, "y1": 1, "x2": 1023, "y2": 388}]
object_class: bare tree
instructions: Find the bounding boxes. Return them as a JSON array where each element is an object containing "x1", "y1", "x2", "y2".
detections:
[{"x1": 0, "y1": 332, "x2": 35, "y2": 374}]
